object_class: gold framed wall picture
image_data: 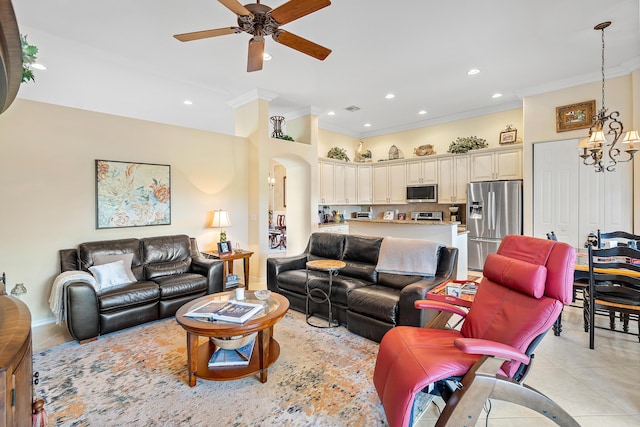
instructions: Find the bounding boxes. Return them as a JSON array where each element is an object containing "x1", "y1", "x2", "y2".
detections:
[
  {"x1": 556, "y1": 100, "x2": 595, "y2": 132},
  {"x1": 499, "y1": 129, "x2": 517, "y2": 145}
]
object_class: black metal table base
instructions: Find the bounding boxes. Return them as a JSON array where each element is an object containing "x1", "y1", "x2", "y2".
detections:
[{"x1": 305, "y1": 266, "x2": 340, "y2": 328}]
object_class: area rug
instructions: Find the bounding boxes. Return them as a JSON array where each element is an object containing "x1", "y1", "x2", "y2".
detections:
[{"x1": 33, "y1": 311, "x2": 388, "y2": 426}]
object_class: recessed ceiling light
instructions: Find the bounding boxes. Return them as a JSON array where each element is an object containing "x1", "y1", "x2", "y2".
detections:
[
  {"x1": 385, "y1": 93, "x2": 395, "y2": 99},
  {"x1": 364, "y1": 123, "x2": 372, "y2": 127},
  {"x1": 418, "y1": 110, "x2": 427, "y2": 115},
  {"x1": 263, "y1": 53, "x2": 272, "y2": 61},
  {"x1": 327, "y1": 111, "x2": 335, "y2": 116},
  {"x1": 467, "y1": 68, "x2": 480, "y2": 75},
  {"x1": 31, "y1": 63, "x2": 47, "y2": 70},
  {"x1": 492, "y1": 93, "x2": 503, "y2": 98},
  {"x1": 183, "y1": 100, "x2": 193, "y2": 105}
]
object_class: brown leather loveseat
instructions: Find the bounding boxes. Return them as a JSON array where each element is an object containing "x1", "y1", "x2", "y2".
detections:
[{"x1": 59, "y1": 234, "x2": 223, "y2": 342}]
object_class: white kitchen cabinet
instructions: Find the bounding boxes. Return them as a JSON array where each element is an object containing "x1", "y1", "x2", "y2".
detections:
[
  {"x1": 319, "y1": 160, "x2": 358, "y2": 205},
  {"x1": 406, "y1": 158, "x2": 438, "y2": 185},
  {"x1": 357, "y1": 165, "x2": 373, "y2": 204},
  {"x1": 373, "y1": 162, "x2": 406, "y2": 204},
  {"x1": 437, "y1": 155, "x2": 468, "y2": 204},
  {"x1": 319, "y1": 160, "x2": 335, "y2": 204},
  {"x1": 470, "y1": 146, "x2": 522, "y2": 182}
]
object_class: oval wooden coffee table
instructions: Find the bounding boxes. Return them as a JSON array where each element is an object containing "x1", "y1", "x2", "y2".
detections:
[{"x1": 176, "y1": 290, "x2": 289, "y2": 386}]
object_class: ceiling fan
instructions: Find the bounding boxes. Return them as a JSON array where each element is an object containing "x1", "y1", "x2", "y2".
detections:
[{"x1": 174, "y1": 0, "x2": 332, "y2": 72}]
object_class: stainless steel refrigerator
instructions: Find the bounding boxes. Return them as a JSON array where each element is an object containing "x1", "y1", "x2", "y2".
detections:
[{"x1": 467, "y1": 180, "x2": 523, "y2": 270}]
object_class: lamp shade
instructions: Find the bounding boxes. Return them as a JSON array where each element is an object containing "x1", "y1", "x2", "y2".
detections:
[
  {"x1": 623, "y1": 130, "x2": 640, "y2": 143},
  {"x1": 211, "y1": 210, "x2": 232, "y2": 228},
  {"x1": 577, "y1": 138, "x2": 590, "y2": 149}
]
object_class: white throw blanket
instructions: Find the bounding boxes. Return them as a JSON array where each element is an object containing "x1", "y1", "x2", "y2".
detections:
[
  {"x1": 49, "y1": 271, "x2": 98, "y2": 325},
  {"x1": 375, "y1": 237, "x2": 442, "y2": 277}
]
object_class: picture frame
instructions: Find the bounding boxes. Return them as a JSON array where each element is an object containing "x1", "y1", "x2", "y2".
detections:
[
  {"x1": 96, "y1": 160, "x2": 171, "y2": 229},
  {"x1": 499, "y1": 129, "x2": 517, "y2": 145},
  {"x1": 383, "y1": 210, "x2": 395, "y2": 220},
  {"x1": 397, "y1": 213, "x2": 407, "y2": 221},
  {"x1": 217, "y1": 241, "x2": 232, "y2": 255},
  {"x1": 555, "y1": 100, "x2": 595, "y2": 132}
]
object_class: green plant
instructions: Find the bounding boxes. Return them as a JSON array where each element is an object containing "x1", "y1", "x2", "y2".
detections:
[
  {"x1": 276, "y1": 135, "x2": 294, "y2": 141},
  {"x1": 447, "y1": 136, "x2": 487, "y2": 154},
  {"x1": 21, "y1": 34, "x2": 39, "y2": 83},
  {"x1": 327, "y1": 147, "x2": 350, "y2": 161}
]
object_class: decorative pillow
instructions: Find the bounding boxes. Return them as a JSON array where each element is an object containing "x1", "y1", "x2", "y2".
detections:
[
  {"x1": 93, "y1": 253, "x2": 137, "y2": 282},
  {"x1": 89, "y1": 260, "x2": 132, "y2": 290}
]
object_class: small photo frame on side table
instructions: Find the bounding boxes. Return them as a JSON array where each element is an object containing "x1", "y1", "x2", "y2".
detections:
[
  {"x1": 217, "y1": 241, "x2": 232, "y2": 254},
  {"x1": 555, "y1": 100, "x2": 595, "y2": 132},
  {"x1": 499, "y1": 129, "x2": 517, "y2": 145}
]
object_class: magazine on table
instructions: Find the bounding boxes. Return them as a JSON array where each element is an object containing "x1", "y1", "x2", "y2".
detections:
[
  {"x1": 185, "y1": 299, "x2": 264, "y2": 323},
  {"x1": 208, "y1": 337, "x2": 256, "y2": 367}
]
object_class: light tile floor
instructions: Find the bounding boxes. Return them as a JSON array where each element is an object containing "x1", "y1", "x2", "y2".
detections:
[{"x1": 33, "y1": 297, "x2": 639, "y2": 425}]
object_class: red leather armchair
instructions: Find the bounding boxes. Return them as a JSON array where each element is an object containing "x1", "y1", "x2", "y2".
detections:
[{"x1": 373, "y1": 235, "x2": 579, "y2": 427}]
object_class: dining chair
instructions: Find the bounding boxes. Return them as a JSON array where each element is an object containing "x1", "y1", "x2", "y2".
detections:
[
  {"x1": 597, "y1": 229, "x2": 640, "y2": 249},
  {"x1": 585, "y1": 245, "x2": 640, "y2": 349}
]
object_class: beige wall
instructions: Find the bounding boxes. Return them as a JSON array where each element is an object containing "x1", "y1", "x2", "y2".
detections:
[
  {"x1": 522, "y1": 74, "x2": 636, "y2": 234},
  {"x1": 361, "y1": 109, "x2": 524, "y2": 160},
  {"x1": 0, "y1": 99, "x2": 248, "y2": 323},
  {"x1": 318, "y1": 128, "x2": 361, "y2": 160}
]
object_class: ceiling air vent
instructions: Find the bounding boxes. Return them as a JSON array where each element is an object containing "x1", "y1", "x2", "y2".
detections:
[{"x1": 345, "y1": 105, "x2": 360, "y2": 112}]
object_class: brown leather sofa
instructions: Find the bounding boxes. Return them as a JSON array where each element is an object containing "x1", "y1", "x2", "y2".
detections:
[
  {"x1": 59, "y1": 234, "x2": 223, "y2": 342},
  {"x1": 266, "y1": 232, "x2": 458, "y2": 342}
]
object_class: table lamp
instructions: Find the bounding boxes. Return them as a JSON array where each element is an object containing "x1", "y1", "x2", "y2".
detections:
[{"x1": 211, "y1": 209, "x2": 232, "y2": 242}]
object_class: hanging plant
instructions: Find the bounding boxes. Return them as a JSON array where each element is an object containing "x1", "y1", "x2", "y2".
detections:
[
  {"x1": 21, "y1": 34, "x2": 39, "y2": 83},
  {"x1": 447, "y1": 136, "x2": 487, "y2": 154},
  {"x1": 327, "y1": 147, "x2": 350, "y2": 161}
]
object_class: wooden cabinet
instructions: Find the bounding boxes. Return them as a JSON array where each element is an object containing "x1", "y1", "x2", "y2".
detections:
[
  {"x1": 356, "y1": 165, "x2": 373, "y2": 204},
  {"x1": 406, "y1": 158, "x2": 438, "y2": 184},
  {"x1": 0, "y1": 295, "x2": 33, "y2": 427},
  {"x1": 470, "y1": 146, "x2": 522, "y2": 182},
  {"x1": 438, "y1": 155, "x2": 468, "y2": 204},
  {"x1": 372, "y1": 163, "x2": 406, "y2": 204}
]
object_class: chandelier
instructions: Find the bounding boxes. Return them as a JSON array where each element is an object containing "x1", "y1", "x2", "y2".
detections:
[{"x1": 578, "y1": 21, "x2": 639, "y2": 172}]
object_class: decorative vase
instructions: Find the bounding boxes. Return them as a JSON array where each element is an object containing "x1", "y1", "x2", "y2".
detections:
[{"x1": 270, "y1": 116, "x2": 285, "y2": 138}]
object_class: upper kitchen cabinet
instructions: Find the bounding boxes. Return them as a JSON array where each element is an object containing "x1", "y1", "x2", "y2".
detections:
[
  {"x1": 318, "y1": 159, "x2": 360, "y2": 205},
  {"x1": 372, "y1": 162, "x2": 406, "y2": 204},
  {"x1": 357, "y1": 164, "x2": 373, "y2": 205},
  {"x1": 319, "y1": 160, "x2": 336, "y2": 204},
  {"x1": 406, "y1": 158, "x2": 438, "y2": 185},
  {"x1": 470, "y1": 146, "x2": 522, "y2": 182},
  {"x1": 438, "y1": 155, "x2": 469, "y2": 204}
]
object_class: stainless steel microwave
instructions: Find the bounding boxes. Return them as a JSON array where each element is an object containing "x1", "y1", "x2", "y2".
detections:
[{"x1": 406, "y1": 184, "x2": 438, "y2": 202}]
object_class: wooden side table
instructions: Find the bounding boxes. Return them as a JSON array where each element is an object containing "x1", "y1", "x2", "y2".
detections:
[{"x1": 202, "y1": 249, "x2": 254, "y2": 289}]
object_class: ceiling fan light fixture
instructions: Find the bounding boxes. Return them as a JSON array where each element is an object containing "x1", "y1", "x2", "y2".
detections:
[{"x1": 263, "y1": 52, "x2": 272, "y2": 60}]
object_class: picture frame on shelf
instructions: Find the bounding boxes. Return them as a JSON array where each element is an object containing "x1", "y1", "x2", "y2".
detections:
[
  {"x1": 499, "y1": 129, "x2": 517, "y2": 145},
  {"x1": 383, "y1": 210, "x2": 395, "y2": 220},
  {"x1": 555, "y1": 100, "x2": 595, "y2": 132},
  {"x1": 217, "y1": 241, "x2": 232, "y2": 255}
]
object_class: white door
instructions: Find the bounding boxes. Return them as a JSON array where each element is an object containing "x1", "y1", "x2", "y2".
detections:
[{"x1": 533, "y1": 139, "x2": 579, "y2": 246}]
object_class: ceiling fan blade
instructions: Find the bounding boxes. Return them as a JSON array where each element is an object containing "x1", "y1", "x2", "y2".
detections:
[
  {"x1": 270, "y1": 0, "x2": 331, "y2": 25},
  {"x1": 174, "y1": 27, "x2": 239, "y2": 42},
  {"x1": 218, "y1": 0, "x2": 252, "y2": 16},
  {"x1": 273, "y1": 30, "x2": 331, "y2": 60},
  {"x1": 247, "y1": 38, "x2": 265, "y2": 72}
]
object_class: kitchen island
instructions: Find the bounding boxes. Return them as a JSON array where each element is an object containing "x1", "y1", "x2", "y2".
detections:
[{"x1": 346, "y1": 218, "x2": 468, "y2": 280}]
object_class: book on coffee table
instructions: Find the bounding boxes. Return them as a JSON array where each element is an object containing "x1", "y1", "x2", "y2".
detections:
[
  {"x1": 185, "y1": 300, "x2": 264, "y2": 323},
  {"x1": 208, "y1": 337, "x2": 256, "y2": 367}
]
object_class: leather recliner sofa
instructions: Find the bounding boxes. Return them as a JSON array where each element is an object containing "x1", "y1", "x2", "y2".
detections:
[
  {"x1": 59, "y1": 234, "x2": 224, "y2": 342},
  {"x1": 266, "y1": 232, "x2": 458, "y2": 342}
]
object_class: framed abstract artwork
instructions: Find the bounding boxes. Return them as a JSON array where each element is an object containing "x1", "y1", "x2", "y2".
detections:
[{"x1": 96, "y1": 160, "x2": 171, "y2": 229}]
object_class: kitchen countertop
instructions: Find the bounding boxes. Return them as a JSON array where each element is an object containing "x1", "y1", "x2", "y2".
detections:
[{"x1": 346, "y1": 218, "x2": 461, "y2": 226}]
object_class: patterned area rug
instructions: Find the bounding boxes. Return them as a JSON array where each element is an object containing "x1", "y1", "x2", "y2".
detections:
[{"x1": 33, "y1": 311, "x2": 388, "y2": 426}]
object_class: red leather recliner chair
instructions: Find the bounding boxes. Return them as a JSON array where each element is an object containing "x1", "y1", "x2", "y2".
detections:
[{"x1": 373, "y1": 235, "x2": 579, "y2": 427}]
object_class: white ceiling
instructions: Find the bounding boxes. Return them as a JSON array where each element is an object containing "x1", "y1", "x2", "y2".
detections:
[{"x1": 12, "y1": 0, "x2": 640, "y2": 138}]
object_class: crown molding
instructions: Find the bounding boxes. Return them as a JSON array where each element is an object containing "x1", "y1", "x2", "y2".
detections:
[{"x1": 226, "y1": 89, "x2": 279, "y2": 109}]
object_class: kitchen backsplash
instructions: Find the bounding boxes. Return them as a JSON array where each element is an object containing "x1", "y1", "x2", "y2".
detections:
[{"x1": 318, "y1": 202, "x2": 466, "y2": 223}]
